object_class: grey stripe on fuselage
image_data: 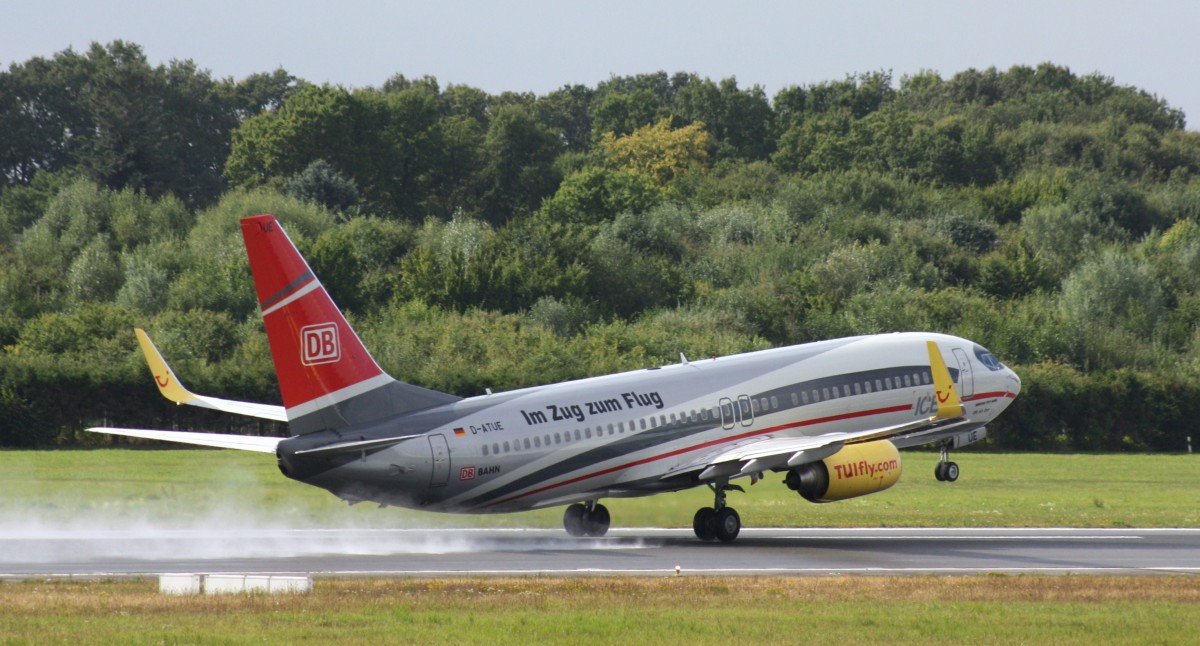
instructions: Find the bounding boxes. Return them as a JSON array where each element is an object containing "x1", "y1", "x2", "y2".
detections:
[
  {"x1": 454, "y1": 362, "x2": 945, "y2": 509},
  {"x1": 279, "y1": 338, "x2": 854, "y2": 484}
]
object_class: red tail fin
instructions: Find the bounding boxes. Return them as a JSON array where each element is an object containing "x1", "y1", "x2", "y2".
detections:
[{"x1": 241, "y1": 215, "x2": 457, "y2": 433}]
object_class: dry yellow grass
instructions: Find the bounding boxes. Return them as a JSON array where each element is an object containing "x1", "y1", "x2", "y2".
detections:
[
  {"x1": 4, "y1": 575, "x2": 1199, "y2": 618},
  {"x1": 3, "y1": 576, "x2": 1200, "y2": 644}
]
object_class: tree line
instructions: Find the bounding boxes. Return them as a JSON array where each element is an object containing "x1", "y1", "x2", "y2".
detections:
[{"x1": 2, "y1": 41, "x2": 1200, "y2": 451}]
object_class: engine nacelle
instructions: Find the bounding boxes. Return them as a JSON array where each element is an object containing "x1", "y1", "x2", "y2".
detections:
[{"x1": 784, "y1": 440, "x2": 902, "y2": 503}]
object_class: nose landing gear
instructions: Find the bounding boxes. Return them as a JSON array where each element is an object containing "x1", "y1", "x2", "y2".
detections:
[{"x1": 935, "y1": 443, "x2": 959, "y2": 482}]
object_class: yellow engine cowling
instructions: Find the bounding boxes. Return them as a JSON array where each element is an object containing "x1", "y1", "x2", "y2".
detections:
[{"x1": 784, "y1": 440, "x2": 902, "y2": 503}]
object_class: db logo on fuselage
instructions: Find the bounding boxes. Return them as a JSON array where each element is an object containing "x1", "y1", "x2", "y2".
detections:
[{"x1": 301, "y1": 323, "x2": 340, "y2": 365}]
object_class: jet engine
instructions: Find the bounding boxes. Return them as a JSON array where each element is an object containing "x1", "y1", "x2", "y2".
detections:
[{"x1": 784, "y1": 440, "x2": 902, "y2": 503}]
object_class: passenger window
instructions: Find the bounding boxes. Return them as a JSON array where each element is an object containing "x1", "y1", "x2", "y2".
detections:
[
  {"x1": 554, "y1": 432, "x2": 561, "y2": 444},
  {"x1": 608, "y1": 424, "x2": 615, "y2": 435},
  {"x1": 503, "y1": 441, "x2": 510, "y2": 452},
  {"x1": 660, "y1": 415, "x2": 667, "y2": 427},
  {"x1": 802, "y1": 391, "x2": 809, "y2": 404},
  {"x1": 822, "y1": 388, "x2": 830, "y2": 401},
  {"x1": 618, "y1": 422, "x2": 625, "y2": 433},
  {"x1": 791, "y1": 393, "x2": 799, "y2": 406},
  {"x1": 584, "y1": 428, "x2": 592, "y2": 439},
  {"x1": 771, "y1": 396, "x2": 778, "y2": 409},
  {"x1": 854, "y1": 383, "x2": 862, "y2": 395},
  {"x1": 903, "y1": 375, "x2": 912, "y2": 388},
  {"x1": 640, "y1": 419, "x2": 647, "y2": 430},
  {"x1": 523, "y1": 438, "x2": 531, "y2": 450},
  {"x1": 875, "y1": 379, "x2": 883, "y2": 391},
  {"x1": 483, "y1": 444, "x2": 489, "y2": 456},
  {"x1": 493, "y1": 443, "x2": 500, "y2": 454},
  {"x1": 533, "y1": 436, "x2": 541, "y2": 448},
  {"x1": 574, "y1": 429, "x2": 582, "y2": 441}
]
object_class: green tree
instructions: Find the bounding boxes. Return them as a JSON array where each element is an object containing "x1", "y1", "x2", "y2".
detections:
[
  {"x1": 67, "y1": 235, "x2": 122, "y2": 303},
  {"x1": 478, "y1": 105, "x2": 563, "y2": 224},
  {"x1": 590, "y1": 90, "x2": 661, "y2": 139},
  {"x1": 283, "y1": 159, "x2": 360, "y2": 215},
  {"x1": 535, "y1": 84, "x2": 595, "y2": 152},
  {"x1": 538, "y1": 166, "x2": 661, "y2": 225},
  {"x1": 225, "y1": 84, "x2": 359, "y2": 190}
]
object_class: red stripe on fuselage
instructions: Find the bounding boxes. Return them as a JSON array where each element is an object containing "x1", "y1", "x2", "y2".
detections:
[
  {"x1": 964, "y1": 391, "x2": 1017, "y2": 402},
  {"x1": 485, "y1": 403, "x2": 914, "y2": 508}
]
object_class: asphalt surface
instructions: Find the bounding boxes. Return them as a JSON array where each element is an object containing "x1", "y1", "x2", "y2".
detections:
[{"x1": 3, "y1": 527, "x2": 1199, "y2": 578}]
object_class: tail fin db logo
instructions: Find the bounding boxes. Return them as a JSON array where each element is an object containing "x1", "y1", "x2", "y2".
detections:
[{"x1": 301, "y1": 323, "x2": 340, "y2": 365}]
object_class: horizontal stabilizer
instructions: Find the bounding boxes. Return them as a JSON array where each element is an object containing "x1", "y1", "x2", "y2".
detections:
[{"x1": 87, "y1": 427, "x2": 282, "y2": 453}]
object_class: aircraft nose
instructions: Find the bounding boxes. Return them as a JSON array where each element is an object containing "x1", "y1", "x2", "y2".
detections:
[{"x1": 1007, "y1": 367, "x2": 1022, "y2": 398}]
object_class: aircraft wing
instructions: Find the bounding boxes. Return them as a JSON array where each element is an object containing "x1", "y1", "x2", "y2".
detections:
[
  {"x1": 671, "y1": 341, "x2": 969, "y2": 482},
  {"x1": 86, "y1": 427, "x2": 282, "y2": 453},
  {"x1": 135, "y1": 328, "x2": 288, "y2": 422}
]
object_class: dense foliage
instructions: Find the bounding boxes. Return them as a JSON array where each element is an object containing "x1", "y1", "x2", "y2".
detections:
[{"x1": 3, "y1": 42, "x2": 1200, "y2": 450}]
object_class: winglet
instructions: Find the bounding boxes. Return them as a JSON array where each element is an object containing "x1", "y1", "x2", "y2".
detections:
[
  {"x1": 136, "y1": 327, "x2": 195, "y2": 406},
  {"x1": 134, "y1": 327, "x2": 288, "y2": 422},
  {"x1": 927, "y1": 341, "x2": 964, "y2": 419}
]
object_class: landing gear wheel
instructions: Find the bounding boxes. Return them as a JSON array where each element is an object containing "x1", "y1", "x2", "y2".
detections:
[
  {"x1": 693, "y1": 480, "x2": 745, "y2": 543},
  {"x1": 935, "y1": 460, "x2": 960, "y2": 482},
  {"x1": 563, "y1": 503, "x2": 587, "y2": 537},
  {"x1": 693, "y1": 507, "x2": 717, "y2": 541},
  {"x1": 936, "y1": 443, "x2": 960, "y2": 483},
  {"x1": 582, "y1": 503, "x2": 610, "y2": 537},
  {"x1": 715, "y1": 507, "x2": 741, "y2": 543}
]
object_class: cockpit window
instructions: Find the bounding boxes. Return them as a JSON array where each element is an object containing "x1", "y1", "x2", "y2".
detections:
[{"x1": 974, "y1": 345, "x2": 1005, "y2": 371}]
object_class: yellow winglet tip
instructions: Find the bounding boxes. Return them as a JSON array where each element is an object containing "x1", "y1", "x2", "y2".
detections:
[
  {"x1": 926, "y1": 340, "x2": 964, "y2": 420},
  {"x1": 135, "y1": 328, "x2": 195, "y2": 405}
]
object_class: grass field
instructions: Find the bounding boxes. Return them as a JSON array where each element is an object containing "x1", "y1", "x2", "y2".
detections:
[
  {"x1": 2, "y1": 576, "x2": 1199, "y2": 645},
  {"x1": 1, "y1": 449, "x2": 1198, "y2": 529}
]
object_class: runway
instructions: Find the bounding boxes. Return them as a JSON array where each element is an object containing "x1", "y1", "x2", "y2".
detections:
[{"x1": 4, "y1": 526, "x2": 1200, "y2": 578}]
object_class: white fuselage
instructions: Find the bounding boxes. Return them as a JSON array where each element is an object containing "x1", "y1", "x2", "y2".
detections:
[{"x1": 278, "y1": 332, "x2": 1020, "y2": 513}]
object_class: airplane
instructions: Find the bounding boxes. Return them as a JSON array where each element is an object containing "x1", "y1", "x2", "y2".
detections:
[{"x1": 90, "y1": 214, "x2": 1022, "y2": 542}]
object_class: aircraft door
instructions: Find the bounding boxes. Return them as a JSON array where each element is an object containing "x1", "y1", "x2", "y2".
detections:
[
  {"x1": 719, "y1": 397, "x2": 735, "y2": 429},
  {"x1": 428, "y1": 433, "x2": 450, "y2": 487},
  {"x1": 952, "y1": 348, "x2": 975, "y2": 398},
  {"x1": 719, "y1": 396, "x2": 754, "y2": 429},
  {"x1": 737, "y1": 395, "x2": 754, "y2": 427}
]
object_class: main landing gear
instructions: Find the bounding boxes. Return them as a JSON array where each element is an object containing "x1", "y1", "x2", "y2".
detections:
[
  {"x1": 693, "y1": 480, "x2": 743, "y2": 543},
  {"x1": 563, "y1": 501, "x2": 610, "y2": 537},
  {"x1": 935, "y1": 442, "x2": 960, "y2": 482}
]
